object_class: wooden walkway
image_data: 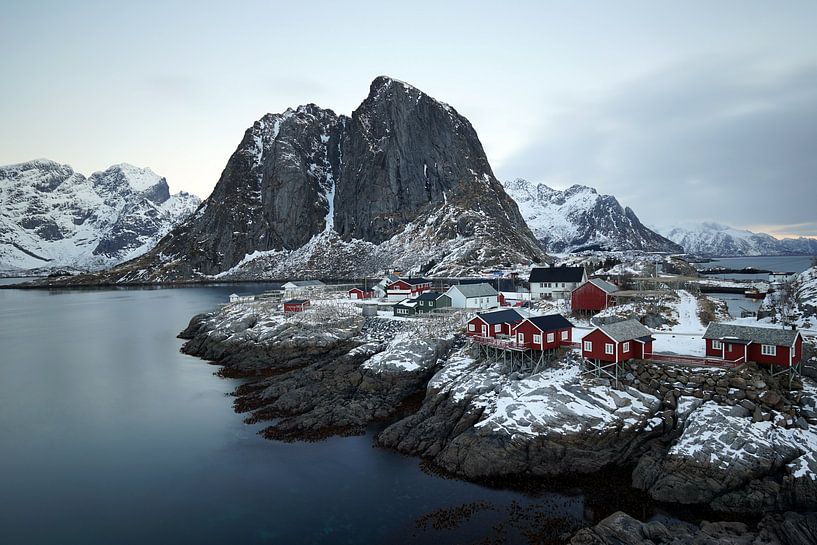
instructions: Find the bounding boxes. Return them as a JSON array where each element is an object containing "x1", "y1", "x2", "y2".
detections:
[{"x1": 647, "y1": 353, "x2": 744, "y2": 369}]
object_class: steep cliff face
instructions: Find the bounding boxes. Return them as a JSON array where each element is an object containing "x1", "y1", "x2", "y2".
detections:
[
  {"x1": 0, "y1": 160, "x2": 199, "y2": 273},
  {"x1": 54, "y1": 76, "x2": 546, "y2": 283}
]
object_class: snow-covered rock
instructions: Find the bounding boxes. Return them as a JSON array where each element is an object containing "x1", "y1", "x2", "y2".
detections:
[
  {"x1": 656, "y1": 222, "x2": 817, "y2": 257},
  {"x1": 0, "y1": 159, "x2": 200, "y2": 273},
  {"x1": 503, "y1": 178, "x2": 681, "y2": 253}
]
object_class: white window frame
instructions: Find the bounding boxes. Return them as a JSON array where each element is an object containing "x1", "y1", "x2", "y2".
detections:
[
  {"x1": 605, "y1": 343, "x2": 614, "y2": 355},
  {"x1": 561, "y1": 330, "x2": 568, "y2": 340},
  {"x1": 583, "y1": 340, "x2": 592, "y2": 352},
  {"x1": 761, "y1": 344, "x2": 776, "y2": 356},
  {"x1": 547, "y1": 333, "x2": 555, "y2": 343},
  {"x1": 468, "y1": 324, "x2": 475, "y2": 332},
  {"x1": 711, "y1": 340, "x2": 722, "y2": 350},
  {"x1": 622, "y1": 342, "x2": 630, "y2": 352},
  {"x1": 494, "y1": 324, "x2": 501, "y2": 332},
  {"x1": 533, "y1": 334, "x2": 542, "y2": 344}
]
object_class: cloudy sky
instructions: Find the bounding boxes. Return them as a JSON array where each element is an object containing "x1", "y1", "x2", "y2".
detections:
[{"x1": 1, "y1": 1, "x2": 815, "y2": 237}]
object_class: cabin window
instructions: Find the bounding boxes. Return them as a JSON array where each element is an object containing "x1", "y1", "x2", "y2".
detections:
[
  {"x1": 583, "y1": 341, "x2": 592, "y2": 352},
  {"x1": 533, "y1": 334, "x2": 542, "y2": 344},
  {"x1": 561, "y1": 330, "x2": 568, "y2": 340},
  {"x1": 494, "y1": 324, "x2": 501, "y2": 332},
  {"x1": 761, "y1": 344, "x2": 777, "y2": 356},
  {"x1": 468, "y1": 324, "x2": 475, "y2": 331},
  {"x1": 623, "y1": 342, "x2": 630, "y2": 352},
  {"x1": 605, "y1": 343, "x2": 614, "y2": 355},
  {"x1": 712, "y1": 340, "x2": 722, "y2": 350},
  {"x1": 547, "y1": 333, "x2": 555, "y2": 343}
]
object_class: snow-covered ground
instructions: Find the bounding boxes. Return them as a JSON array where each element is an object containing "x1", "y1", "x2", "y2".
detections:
[{"x1": 650, "y1": 290, "x2": 707, "y2": 356}]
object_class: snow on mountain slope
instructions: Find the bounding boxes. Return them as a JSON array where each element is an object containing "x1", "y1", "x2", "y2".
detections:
[
  {"x1": 0, "y1": 159, "x2": 200, "y2": 273},
  {"x1": 656, "y1": 222, "x2": 817, "y2": 257},
  {"x1": 503, "y1": 179, "x2": 682, "y2": 253}
]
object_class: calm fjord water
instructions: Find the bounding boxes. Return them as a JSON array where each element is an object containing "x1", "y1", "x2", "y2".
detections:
[{"x1": 0, "y1": 282, "x2": 582, "y2": 545}]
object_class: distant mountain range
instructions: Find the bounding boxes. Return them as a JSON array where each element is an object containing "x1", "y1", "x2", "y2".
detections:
[
  {"x1": 656, "y1": 222, "x2": 817, "y2": 257},
  {"x1": 503, "y1": 179, "x2": 682, "y2": 254},
  {"x1": 0, "y1": 159, "x2": 200, "y2": 273}
]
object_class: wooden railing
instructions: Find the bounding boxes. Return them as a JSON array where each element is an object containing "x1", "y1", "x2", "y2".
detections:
[{"x1": 469, "y1": 335, "x2": 528, "y2": 351}]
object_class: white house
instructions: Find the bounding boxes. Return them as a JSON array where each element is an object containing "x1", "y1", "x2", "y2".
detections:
[
  {"x1": 281, "y1": 280, "x2": 325, "y2": 296},
  {"x1": 228, "y1": 293, "x2": 255, "y2": 304},
  {"x1": 445, "y1": 283, "x2": 499, "y2": 309},
  {"x1": 529, "y1": 266, "x2": 587, "y2": 300}
]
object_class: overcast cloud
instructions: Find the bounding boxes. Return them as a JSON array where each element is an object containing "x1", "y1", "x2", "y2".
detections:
[{"x1": 498, "y1": 58, "x2": 817, "y2": 236}]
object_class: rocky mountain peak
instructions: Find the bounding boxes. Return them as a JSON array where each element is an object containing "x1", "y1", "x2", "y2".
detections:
[{"x1": 52, "y1": 77, "x2": 547, "y2": 283}]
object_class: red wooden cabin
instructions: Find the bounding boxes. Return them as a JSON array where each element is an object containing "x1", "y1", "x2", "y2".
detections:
[
  {"x1": 512, "y1": 315, "x2": 574, "y2": 350},
  {"x1": 571, "y1": 278, "x2": 618, "y2": 313},
  {"x1": 283, "y1": 299, "x2": 311, "y2": 313},
  {"x1": 703, "y1": 323, "x2": 803, "y2": 367},
  {"x1": 466, "y1": 309, "x2": 525, "y2": 338},
  {"x1": 385, "y1": 278, "x2": 432, "y2": 300},
  {"x1": 348, "y1": 287, "x2": 374, "y2": 300},
  {"x1": 581, "y1": 319, "x2": 654, "y2": 363}
]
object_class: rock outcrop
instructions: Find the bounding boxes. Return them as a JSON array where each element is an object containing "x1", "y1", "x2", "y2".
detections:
[{"x1": 47, "y1": 76, "x2": 547, "y2": 285}]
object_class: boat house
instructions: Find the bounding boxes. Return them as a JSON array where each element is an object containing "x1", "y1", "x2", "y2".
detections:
[
  {"x1": 466, "y1": 308, "x2": 525, "y2": 338},
  {"x1": 385, "y1": 278, "x2": 432, "y2": 301}
]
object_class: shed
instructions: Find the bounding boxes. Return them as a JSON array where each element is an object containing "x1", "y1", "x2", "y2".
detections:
[
  {"x1": 284, "y1": 299, "x2": 311, "y2": 313},
  {"x1": 571, "y1": 278, "x2": 619, "y2": 313}
]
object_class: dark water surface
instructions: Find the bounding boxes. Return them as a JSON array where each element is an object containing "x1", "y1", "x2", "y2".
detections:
[{"x1": 0, "y1": 282, "x2": 590, "y2": 545}]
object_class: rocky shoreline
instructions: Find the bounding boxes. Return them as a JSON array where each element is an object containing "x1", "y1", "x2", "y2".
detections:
[{"x1": 177, "y1": 298, "x2": 817, "y2": 544}]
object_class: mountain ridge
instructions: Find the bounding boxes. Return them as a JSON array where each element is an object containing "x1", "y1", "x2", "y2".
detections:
[
  {"x1": 42, "y1": 76, "x2": 548, "y2": 284},
  {"x1": 656, "y1": 222, "x2": 817, "y2": 256},
  {"x1": 502, "y1": 178, "x2": 682, "y2": 253},
  {"x1": 0, "y1": 159, "x2": 200, "y2": 272}
]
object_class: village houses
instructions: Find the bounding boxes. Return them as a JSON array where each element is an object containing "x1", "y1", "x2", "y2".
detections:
[{"x1": 529, "y1": 266, "x2": 587, "y2": 300}]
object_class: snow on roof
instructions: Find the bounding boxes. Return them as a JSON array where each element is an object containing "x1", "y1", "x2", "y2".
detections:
[
  {"x1": 597, "y1": 319, "x2": 653, "y2": 342},
  {"x1": 284, "y1": 280, "x2": 325, "y2": 287},
  {"x1": 284, "y1": 299, "x2": 309, "y2": 305},
  {"x1": 587, "y1": 278, "x2": 619, "y2": 293},
  {"x1": 703, "y1": 323, "x2": 800, "y2": 346},
  {"x1": 449, "y1": 283, "x2": 498, "y2": 298}
]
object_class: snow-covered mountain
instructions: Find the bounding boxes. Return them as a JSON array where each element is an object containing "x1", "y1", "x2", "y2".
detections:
[
  {"x1": 42, "y1": 76, "x2": 547, "y2": 285},
  {"x1": 0, "y1": 159, "x2": 200, "y2": 273},
  {"x1": 502, "y1": 179, "x2": 682, "y2": 253},
  {"x1": 656, "y1": 222, "x2": 817, "y2": 257}
]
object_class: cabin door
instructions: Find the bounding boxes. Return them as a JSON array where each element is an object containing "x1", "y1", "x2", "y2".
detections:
[{"x1": 481, "y1": 325, "x2": 487, "y2": 337}]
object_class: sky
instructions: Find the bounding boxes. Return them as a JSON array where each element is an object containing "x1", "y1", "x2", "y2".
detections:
[{"x1": 1, "y1": 1, "x2": 815, "y2": 238}]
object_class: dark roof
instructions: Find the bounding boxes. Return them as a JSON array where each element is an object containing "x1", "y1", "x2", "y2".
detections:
[
  {"x1": 394, "y1": 298, "x2": 418, "y2": 308},
  {"x1": 416, "y1": 291, "x2": 445, "y2": 301},
  {"x1": 597, "y1": 319, "x2": 652, "y2": 342},
  {"x1": 703, "y1": 323, "x2": 800, "y2": 346},
  {"x1": 526, "y1": 314, "x2": 574, "y2": 332},
  {"x1": 284, "y1": 299, "x2": 309, "y2": 305},
  {"x1": 474, "y1": 308, "x2": 524, "y2": 325},
  {"x1": 529, "y1": 266, "x2": 585, "y2": 283},
  {"x1": 634, "y1": 335, "x2": 655, "y2": 343}
]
